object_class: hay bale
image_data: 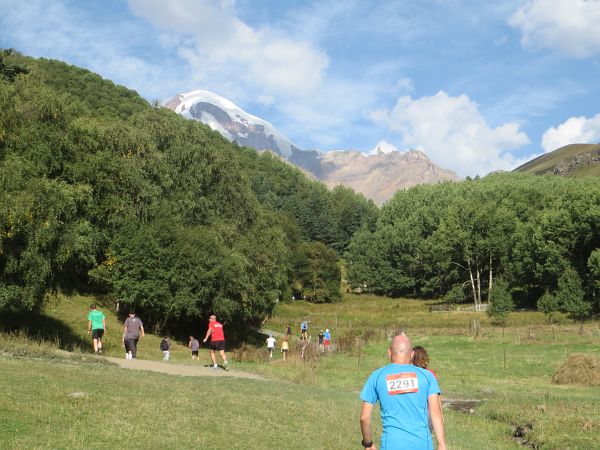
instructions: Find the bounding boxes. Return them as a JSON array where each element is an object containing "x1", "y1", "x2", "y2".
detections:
[{"x1": 552, "y1": 353, "x2": 600, "y2": 387}]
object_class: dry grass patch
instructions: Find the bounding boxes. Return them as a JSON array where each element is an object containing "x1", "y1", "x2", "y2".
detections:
[{"x1": 552, "y1": 353, "x2": 600, "y2": 387}]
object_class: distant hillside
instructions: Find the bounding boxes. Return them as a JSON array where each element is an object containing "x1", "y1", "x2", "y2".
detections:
[{"x1": 514, "y1": 143, "x2": 600, "y2": 177}]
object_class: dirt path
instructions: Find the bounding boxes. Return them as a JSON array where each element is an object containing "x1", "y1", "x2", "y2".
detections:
[{"x1": 105, "y1": 357, "x2": 265, "y2": 380}]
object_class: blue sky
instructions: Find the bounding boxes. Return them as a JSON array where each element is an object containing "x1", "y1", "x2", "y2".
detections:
[{"x1": 1, "y1": 0, "x2": 600, "y2": 176}]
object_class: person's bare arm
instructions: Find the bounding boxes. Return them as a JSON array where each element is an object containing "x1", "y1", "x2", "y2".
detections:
[
  {"x1": 139, "y1": 325, "x2": 145, "y2": 338},
  {"x1": 360, "y1": 402, "x2": 377, "y2": 450},
  {"x1": 203, "y1": 328, "x2": 213, "y2": 343},
  {"x1": 428, "y1": 394, "x2": 446, "y2": 450},
  {"x1": 102, "y1": 318, "x2": 106, "y2": 332},
  {"x1": 88, "y1": 320, "x2": 92, "y2": 334}
]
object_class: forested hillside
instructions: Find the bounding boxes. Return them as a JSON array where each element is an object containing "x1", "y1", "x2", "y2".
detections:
[
  {"x1": 347, "y1": 174, "x2": 600, "y2": 321},
  {"x1": 0, "y1": 50, "x2": 376, "y2": 332}
]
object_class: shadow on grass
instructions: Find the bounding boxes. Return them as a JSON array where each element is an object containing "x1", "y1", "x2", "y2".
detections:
[{"x1": 0, "y1": 308, "x2": 89, "y2": 351}]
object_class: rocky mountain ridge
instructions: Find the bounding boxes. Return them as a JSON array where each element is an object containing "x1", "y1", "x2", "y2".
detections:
[{"x1": 165, "y1": 90, "x2": 460, "y2": 204}]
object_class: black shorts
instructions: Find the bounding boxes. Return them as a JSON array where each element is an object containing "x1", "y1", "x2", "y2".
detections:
[
  {"x1": 191, "y1": 350, "x2": 199, "y2": 356},
  {"x1": 92, "y1": 329, "x2": 104, "y2": 339},
  {"x1": 209, "y1": 340, "x2": 225, "y2": 351}
]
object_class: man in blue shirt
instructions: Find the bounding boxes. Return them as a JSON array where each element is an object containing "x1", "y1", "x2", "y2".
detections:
[{"x1": 359, "y1": 334, "x2": 446, "y2": 450}]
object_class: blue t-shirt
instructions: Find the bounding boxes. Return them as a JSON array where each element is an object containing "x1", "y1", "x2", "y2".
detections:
[
  {"x1": 324, "y1": 331, "x2": 331, "y2": 340},
  {"x1": 360, "y1": 363, "x2": 440, "y2": 450}
]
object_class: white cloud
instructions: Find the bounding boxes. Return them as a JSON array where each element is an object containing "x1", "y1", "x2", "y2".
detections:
[
  {"x1": 372, "y1": 91, "x2": 531, "y2": 176},
  {"x1": 541, "y1": 113, "x2": 600, "y2": 152},
  {"x1": 509, "y1": 0, "x2": 600, "y2": 57},
  {"x1": 127, "y1": 0, "x2": 329, "y2": 97},
  {"x1": 0, "y1": 0, "x2": 183, "y2": 99}
]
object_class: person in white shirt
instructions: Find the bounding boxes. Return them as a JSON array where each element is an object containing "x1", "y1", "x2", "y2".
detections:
[{"x1": 266, "y1": 334, "x2": 277, "y2": 361}]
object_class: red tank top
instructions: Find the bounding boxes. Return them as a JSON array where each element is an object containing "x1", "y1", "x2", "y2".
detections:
[{"x1": 209, "y1": 322, "x2": 225, "y2": 341}]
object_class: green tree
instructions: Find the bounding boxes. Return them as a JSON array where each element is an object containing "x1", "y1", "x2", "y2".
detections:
[
  {"x1": 588, "y1": 249, "x2": 600, "y2": 310},
  {"x1": 295, "y1": 241, "x2": 341, "y2": 303},
  {"x1": 443, "y1": 284, "x2": 467, "y2": 304},
  {"x1": 486, "y1": 277, "x2": 513, "y2": 325},
  {"x1": 556, "y1": 266, "x2": 590, "y2": 332},
  {"x1": 537, "y1": 290, "x2": 561, "y2": 324}
]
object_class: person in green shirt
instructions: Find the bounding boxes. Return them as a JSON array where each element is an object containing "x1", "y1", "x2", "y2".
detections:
[{"x1": 87, "y1": 304, "x2": 106, "y2": 355}]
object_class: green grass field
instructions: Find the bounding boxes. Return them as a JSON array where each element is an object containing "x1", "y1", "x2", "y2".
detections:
[{"x1": 1, "y1": 293, "x2": 600, "y2": 449}]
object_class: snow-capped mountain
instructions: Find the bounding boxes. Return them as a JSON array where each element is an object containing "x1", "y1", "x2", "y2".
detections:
[
  {"x1": 165, "y1": 90, "x2": 460, "y2": 204},
  {"x1": 164, "y1": 90, "x2": 299, "y2": 159}
]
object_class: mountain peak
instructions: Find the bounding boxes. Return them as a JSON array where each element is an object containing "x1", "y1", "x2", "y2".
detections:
[
  {"x1": 164, "y1": 90, "x2": 296, "y2": 159},
  {"x1": 166, "y1": 89, "x2": 460, "y2": 204}
]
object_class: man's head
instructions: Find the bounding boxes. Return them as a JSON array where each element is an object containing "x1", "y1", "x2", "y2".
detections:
[
  {"x1": 209, "y1": 314, "x2": 217, "y2": 322},
  {"x1": 89, "y1": 304, "x2": 96, "y2": 310},
  {"x1": 388, "y1": 334, "x2": 413, "y2": 364},
  {"x1": 189, "y1": 335, "x2": 194, "y2": 340},
  {"x1": 128, "y1": 311, "x2": 135, "y2": 316}
]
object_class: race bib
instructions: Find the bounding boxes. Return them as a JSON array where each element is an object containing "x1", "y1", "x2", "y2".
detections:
[{"x1": 386, "y1": 372, "x2": 419, "y2": 395}]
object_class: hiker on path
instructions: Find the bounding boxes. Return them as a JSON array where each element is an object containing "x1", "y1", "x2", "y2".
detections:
[
  {"x1": 189, "y1": 336, "x2": 200, "y2": 360},
  {"x1": 202, "y1": 315, "x2": 229, "y2": 370},
  {"x1": 286, "y1": 323, "x2": 292, "y2": 336},
  {"x1": 324, "y1": 328, "x2": 331, "y2": 352},
  {"x1": 359, "y1": 334, "x2": 446, "y2": 450},
  {"x1": 122, "y1": 311, "x2": 145, "y2": 359},
  {"x1": 412, "y1": 345, "x2": 444, "y2": 424},
  {"x1": 87, "y1": 304, "x2": 106, "y2": 355},
  {"x1": 160, "y1": 337, "x2": 171, "y2": 361},
  {"x1": 281, "y1": 336, "x2": 289, "y2": 362},
  {"x1": 300, "y1": 320, "x2": 309, "y2": 341},
  {"x1": 266, "y1": 334, "x2": 276, "y2": 361},
  {"x1": 318, "y1": 330, "x2": 325, "y2": 352}
]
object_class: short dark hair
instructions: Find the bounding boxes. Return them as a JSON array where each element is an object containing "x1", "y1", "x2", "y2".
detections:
[{"x1": 90, "y1": 304, "x2": 96, "y2": 309}]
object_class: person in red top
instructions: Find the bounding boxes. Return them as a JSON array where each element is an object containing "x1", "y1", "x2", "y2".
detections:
[{"x1": 203, "y1": 314, "x2": 229, "y2": 371}]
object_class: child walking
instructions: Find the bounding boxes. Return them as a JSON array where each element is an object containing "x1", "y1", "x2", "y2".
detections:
[
  {"x1": 189, "y1": 336, "x2": 200, "y2": 360},
  {"x1": 160, "y1": 337, "x2": 171, "y2": 361}
]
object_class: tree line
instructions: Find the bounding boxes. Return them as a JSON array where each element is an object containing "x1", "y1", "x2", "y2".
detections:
[
  {"x1": 346, "y1": 173, "x2": 600, "y2": 323},
  {"x1": 0, "y1": 50, "x2": 377, "y2": 333}
]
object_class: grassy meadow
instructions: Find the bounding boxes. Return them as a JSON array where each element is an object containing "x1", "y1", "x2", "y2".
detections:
[{"x1": 1, "y1": 293, "x2": 600, "y2": 449}]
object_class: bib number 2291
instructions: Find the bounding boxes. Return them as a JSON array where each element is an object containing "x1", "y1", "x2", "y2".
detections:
[{"x1": 386, "y1": 372, "x2": 419, "y2": 395}]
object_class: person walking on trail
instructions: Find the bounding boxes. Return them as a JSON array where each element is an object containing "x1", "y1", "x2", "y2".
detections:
[
  {"x1": 189, "y1": 336, "x2": 200, "y2": 360},
  {"x1": 300, "y1": 320, "x2": 308, "y2": 341},
  {"x1": 122, "y1": 311, "x2": 145, "y2": 360},
  {"x1": 281, "y1": 336, "x2": 289, "y2": 362},
  {"x1": 285, "y1": 323, "x2": 292, "y2": 336},
  {"x1": 412, "y1": 346, "x2": 444, "y2": 424},
  {"x1": 202, "y1": 315, "x2": 229, "y2": 370},
  {"x1": 87, "y1": 304, "x2": 106, "y2": 355},
  {"x1": 318, "y1": 330, "x2": 325, "y2": 352},
  {"x1": 160, "y1": 337, "x2": 171, "y2": 361},
  {"x1": 266, "y1": 334, "x2": 276, "y2": 361},
  {"x1": 359, "y1": 334, "x2": 446, "y2": 450},
  {"x1": 324, "y1": 328, "x2": 331, "y2": 352}
]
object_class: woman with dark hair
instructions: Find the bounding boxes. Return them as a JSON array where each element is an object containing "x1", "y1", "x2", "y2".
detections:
[{"x1": 412, "y1": 345, "x2": 444, "y2": 423}]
